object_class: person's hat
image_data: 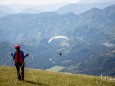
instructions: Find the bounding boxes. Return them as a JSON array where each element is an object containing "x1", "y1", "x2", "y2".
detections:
[{"x1": 15, "y1": 44, "x2": 20, "y2": 49}]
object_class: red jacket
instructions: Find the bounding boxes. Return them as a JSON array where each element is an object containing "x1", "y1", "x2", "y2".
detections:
[{"x1": 13, "y1": 50, "x2": 25, "y2": 64}]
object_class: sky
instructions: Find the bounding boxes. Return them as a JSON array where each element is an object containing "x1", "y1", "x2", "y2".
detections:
[
  {"x1": 0, "y1": 0, "x2": 114, "y2": 5},
  {"x1": 79, "y1": 0, "x2": 115, "y2": 4},
  {"x1": 0, "y1": 0, "x2": 114, "y2": 12},
  {"x1": 0, "y1": 0, "x2": 80, "y2": 5}
]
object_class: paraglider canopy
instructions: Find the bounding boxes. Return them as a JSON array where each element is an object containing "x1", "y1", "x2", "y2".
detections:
[
  {"x1": 48, "y1": 36, "x2": 70, "y2": 56},
  {"x1": 48, "y1": 36, "x2": 69, "y2": 43}
]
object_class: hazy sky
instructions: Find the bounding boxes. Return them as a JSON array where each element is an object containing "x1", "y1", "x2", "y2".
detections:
[
  {"x1": 79, "y1": 0, "x2": 115, "y2": 3},
  {"x1": 0, "y1": 0, "x2": 114, "y2": 5},
  {"x1": 0, "y1": 0, "x2": 114, "y2": 12},
  {"x1": 0, "y1": 0, "x2": 80, "y2": 5}
]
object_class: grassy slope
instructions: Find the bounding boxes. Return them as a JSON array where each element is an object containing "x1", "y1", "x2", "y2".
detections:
[{"x1": 0, "y1": 66, "x2": 115, "y2": 86}]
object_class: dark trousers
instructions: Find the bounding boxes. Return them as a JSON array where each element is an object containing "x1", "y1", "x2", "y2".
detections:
[{"x1": 15, "y1": 63, "x2": 24, "y2": 80}]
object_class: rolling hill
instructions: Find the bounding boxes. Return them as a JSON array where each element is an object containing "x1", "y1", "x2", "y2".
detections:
[{"x1": 0, "y1": 66, "x2": 115, "y2": 86}]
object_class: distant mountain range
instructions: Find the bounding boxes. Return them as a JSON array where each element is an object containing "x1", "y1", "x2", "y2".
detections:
[
  {"x1": 0, "y1": 5, "x2": 15, "y2": 17},
  {"x1": 0, "y1": 1, "x2": 115, "y2": 16},
  {"x1": 0, "y1": 5, "x2": 15, "y2": 13},
  {"x1": 57, "y1": 2, "x2": 115, "y2": 15},
  {"x1": 0, "y1": 3, "x2": 66, "y2": 15},
  {"x1": 0, "y1": 4, "x2": 115, "y2": 76}
]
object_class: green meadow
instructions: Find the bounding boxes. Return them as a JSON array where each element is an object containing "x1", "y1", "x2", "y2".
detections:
[{"x1": 0, "y1": 66, "x2": 115, "y2": 86}]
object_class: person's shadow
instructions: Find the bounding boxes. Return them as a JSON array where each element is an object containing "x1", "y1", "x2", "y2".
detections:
[{"x1": 24, "y1": 80, "x2": 49, "y2": 86}]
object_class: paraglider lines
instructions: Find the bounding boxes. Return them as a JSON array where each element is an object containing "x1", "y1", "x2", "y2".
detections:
[
  {"x1": 26, "y1": 61, "x2": 37, "y2": 85},
  {"x1": 2, "y1": 57, "x2": 12, "y2": 66}
]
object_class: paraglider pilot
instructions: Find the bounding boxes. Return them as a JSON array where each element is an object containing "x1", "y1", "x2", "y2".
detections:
[
  {"x1": 59, "y1": 53, "x2": 62, "y2": 56},
  {"x1": 10, "y1": 44, "x2": 29, "y2": 81}
]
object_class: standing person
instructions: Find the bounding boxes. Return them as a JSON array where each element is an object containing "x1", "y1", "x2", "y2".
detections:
[{"x1": 11, "y1": 44, "x2": 29, "y2": 81}]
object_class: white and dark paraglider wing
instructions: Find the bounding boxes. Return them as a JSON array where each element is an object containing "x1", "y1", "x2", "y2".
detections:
[
  {"x1": 48, "y1": 36, "x2": 69, "y2": 43},
  {"x1": 48, "y1": 36, "x2": 70, "y2": 56}
]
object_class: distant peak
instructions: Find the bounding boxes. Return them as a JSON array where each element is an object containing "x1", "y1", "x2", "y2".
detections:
[
  {"x1": 90, "y1": 7, "x2": 101, "y2": 11},
  {"x1": 63, "y1": 12, "x2": 76, "y2": 15}
]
